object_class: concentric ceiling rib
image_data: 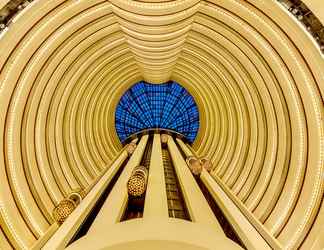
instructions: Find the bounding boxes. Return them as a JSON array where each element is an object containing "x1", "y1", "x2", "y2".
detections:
[
  {"x1": 0, "y1": 0, "x2": 322, "y2": 249},
  {"x1": 110, "y1": 1, "x2": 200, "y2": 83}
]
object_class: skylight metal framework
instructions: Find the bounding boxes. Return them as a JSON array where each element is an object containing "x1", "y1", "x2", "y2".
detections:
[{"x1": 115, "y1": 81, "x2": 199, "y2": 143}]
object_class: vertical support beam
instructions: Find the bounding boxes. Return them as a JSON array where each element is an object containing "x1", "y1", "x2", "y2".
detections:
[
  {"x1": 88, "y1": 135, "x2": 148, "y2": 233},
  {"x1": 178, "y1": 138, "x2": 279, "y2": 249},
  {"x1": 167, "y1": 136, "x2": 224, "y2": 233},
  {"x1": 31, "y1": 224, "x2": 59, "y2": 250},
  {"x1": 200, "y1": 170, "x2": 272, "y2": 250},
  {"x1": 43, "y1": 148, "x2": 129, "y2": 249},
  {"x1": 176, "y1": 138, "x2": 195, "y2": 157},
  {"x1": 144, "y1": 134, "x2": 169, "y2": 219}
]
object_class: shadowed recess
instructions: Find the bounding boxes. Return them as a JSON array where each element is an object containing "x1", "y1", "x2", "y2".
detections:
[{"x1": 115, "y1": 81, "x2": 199, "y2": 143}]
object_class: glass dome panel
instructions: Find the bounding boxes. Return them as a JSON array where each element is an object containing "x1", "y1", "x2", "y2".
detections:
[{"x1": 115, "y1": 81, "x2": 199, "y2": 143}]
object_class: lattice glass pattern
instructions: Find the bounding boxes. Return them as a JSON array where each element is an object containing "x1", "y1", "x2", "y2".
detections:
[{"x1": 115, "y1": 81, "x2": 199, "y2": 143}]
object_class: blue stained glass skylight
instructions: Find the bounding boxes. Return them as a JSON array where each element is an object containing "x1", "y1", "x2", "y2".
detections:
[{"x1": 115, "y1": 81, "x2": 199, "y2": 143}]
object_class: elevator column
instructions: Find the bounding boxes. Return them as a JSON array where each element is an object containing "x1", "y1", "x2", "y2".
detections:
[
  {"x1": 66, "y1": 133, "x2": 242, "y2": 250},
  {"x1": 87, "y1": 135, "x2": 149, "y2": 230},
  {"x1": 166, "y1": 135, "x2": 224, "y2": 232}
]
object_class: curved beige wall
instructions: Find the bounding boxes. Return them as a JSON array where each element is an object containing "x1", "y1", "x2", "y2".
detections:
[{"x1": 0, "y1": 1, "x2": 323, "y2": 250}]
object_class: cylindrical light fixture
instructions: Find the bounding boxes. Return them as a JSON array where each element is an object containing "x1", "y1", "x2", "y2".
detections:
[{"x1": 127, "y1": 166, "x2": 148, "y2": 197}]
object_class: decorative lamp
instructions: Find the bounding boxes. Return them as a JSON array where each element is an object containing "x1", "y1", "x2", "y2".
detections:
[
  {"x1": 126, "y1": 142, "x2": 137, "y2": 155},
  {"x1": 200, "y1": 157, "x2": 213, "y2": 172},
  {"x1": 68, "y1": 190, "x2": 83, "y2": 206},
  {"x1": 127, "y1": 166, "x2": 148, "y2": 197},
  {"x1": 52, "y1": 198, "x2": 77, "y2": 224},
  {"x1": 186, "y1": 156, "x2": 202, "y2": 176},
  {"x1": 161, "y1": 134, "x2": 168, "y2": 145}
]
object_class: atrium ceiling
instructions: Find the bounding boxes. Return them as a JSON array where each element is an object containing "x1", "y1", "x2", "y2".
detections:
[{"x1": 0, "y1": 0, "x2": 323, "y2": 249}]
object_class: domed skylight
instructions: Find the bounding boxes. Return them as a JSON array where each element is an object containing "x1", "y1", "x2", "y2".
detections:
[{"x1": 115, "y1": 81, "x2": 199, "y2": 143}]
